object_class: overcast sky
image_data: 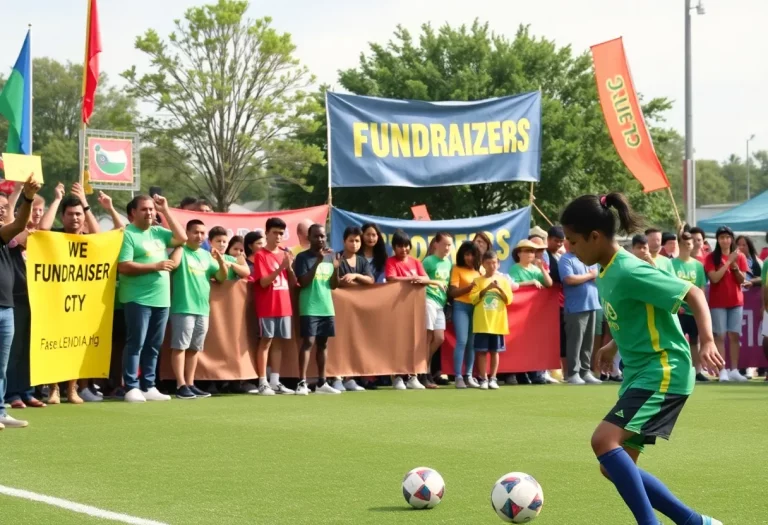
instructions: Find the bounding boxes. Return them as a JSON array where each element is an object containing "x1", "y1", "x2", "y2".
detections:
[{"x1": 1, "y1": 0, "x2": 765, "y2": 162}]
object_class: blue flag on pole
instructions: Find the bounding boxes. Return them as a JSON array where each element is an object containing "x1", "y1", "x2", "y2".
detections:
[{"x1": 0, "y1": 30, "x2": 32, "y2": 154}]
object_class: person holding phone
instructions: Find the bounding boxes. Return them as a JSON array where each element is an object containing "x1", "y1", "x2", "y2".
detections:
[{"x1": 293, "y1": 224, "x2": 340, "y2": 395}]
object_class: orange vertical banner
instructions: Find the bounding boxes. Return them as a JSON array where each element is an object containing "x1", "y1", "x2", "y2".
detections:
[{"x1": 591, "y1": 37, "x2": 669, "y2": 192}]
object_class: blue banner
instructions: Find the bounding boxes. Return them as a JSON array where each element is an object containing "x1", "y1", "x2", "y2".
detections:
[
  {"x1": 327, "y1": 92, "x2": 542, "y2": 188},
  {"x1": 330, "y1": 207, "x2": 532, "y2": 272}
]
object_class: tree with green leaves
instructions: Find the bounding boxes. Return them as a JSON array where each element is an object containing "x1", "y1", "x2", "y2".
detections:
[
  {"x1": 122, "y1": 0, "x2": 324, "y2": 211},
  {"x1": 280, "y1": 21, "x2": 689, "y2": 229}
]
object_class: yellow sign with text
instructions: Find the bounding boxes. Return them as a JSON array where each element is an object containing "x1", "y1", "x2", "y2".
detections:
[{"x1": 27, "y1": 229, "x2": 122, "y2": 385}]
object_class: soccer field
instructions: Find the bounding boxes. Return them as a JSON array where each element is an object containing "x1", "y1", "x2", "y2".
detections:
[{"x1": 2, "y1": 382, "x2": 766, "y2": 524}]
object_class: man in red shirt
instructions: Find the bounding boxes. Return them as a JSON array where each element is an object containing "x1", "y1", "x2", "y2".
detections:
[
  {"x1": 252, "y1": 217, "x2": 296, "y2": 395},
  {"x1": 703, "y1": 226, "x2": 749, "y2": 382}
]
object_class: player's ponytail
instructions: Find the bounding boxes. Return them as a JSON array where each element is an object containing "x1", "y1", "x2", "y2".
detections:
[{"x1": 560, "y1": 192, "x2": 643, "y2": 239}]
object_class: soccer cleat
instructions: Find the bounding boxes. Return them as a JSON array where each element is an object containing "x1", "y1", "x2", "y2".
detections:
[
  {"x1": 479, "y1": 379, "x2": 489, "y2": 390},
  {"x1": 316, "y1": 382, "x2": 341, "y2": 395},
  {"x1": 455, "y1": 376, "x2": 467, "y2": 389},
  {"x1": 728, "y1": 369, "x2": 748, "y2": 382},
  {"x1": 124, "y1": 388, "x2": 146, "y2": 403},
  {"x1": 0, "y1": 414, "x2": 28, "y2": 428},
  {"x1": 332, "y1": 378, "x2": 346, "y2": 391},
  {"x1": 489, "y1": 377, "x2": 499, "y2": 390},
  {"x1": 188, "y1": 385, "x2": 211, "y2": 398},
  {"x1": 406, "y1": 375, "x2": 425, "y2": 390},
  {"x1": 257, "y1": 384, "x2": 275, "y2": 396},
  {"x1": 271, "y1": 383, "x2": 295, "y2": 395},
  {"x1": 143, "y1": 387, "x2": 171, "y2": 401},
  {"x1": 392, "y1": 376, "x2": 406, "y2": 390},
  {"x1": 582, "y1": 371, "x2": 603, "y2": 384},
  {"x1": 567, "y1": 374, "x2": 586, "y2": 385},
  {"x1": 79, "y1": 387, "x2": 103, "y2": 402},
  {"x1": 175, "y1": 385, "x2": 196, "y2": 400},
  {"x1": 466, "y1": 376, "x2": 480, "y2": 388},
  {"x1": 295, "y1": 381, "x2": 310, "y2": 396},
  {"x1": 702, "y1": 517, "x2": 722, "y2": 525},
  {"x1": 343, "y1": 379, "x2": 365, "y2": 392}
]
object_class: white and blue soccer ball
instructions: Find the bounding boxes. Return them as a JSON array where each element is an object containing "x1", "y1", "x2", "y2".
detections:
[
  {"x1": 402, "y1": 467, "x2": 445, "y2": 509},
  {"x1": 490, "y1": 472, "x2": 544, "y2": 522}
]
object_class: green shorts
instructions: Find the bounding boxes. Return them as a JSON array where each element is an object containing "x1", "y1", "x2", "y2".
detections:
[
  {"x1": 603, "y1": 388, "x2": 688, "y2": 452},
  {"x1": 594, "y1": 309, "x2": 604, "y2": 336}
]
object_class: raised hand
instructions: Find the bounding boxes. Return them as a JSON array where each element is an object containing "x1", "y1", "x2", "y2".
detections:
[
  {"x1": 153, "y1": 194, "x2": 169, "y2": 212},
  {"x1": 97, "y1": 191, "x2": 114, "y2": 211},
  {"x1": 54, "y1": 182, "x2": 65, "y2": 200},
  {"x1": 22, "y1": 174, "x2": 41, "y2": 200},
  {"x1": 71, "y1": 182, "x2": 88, "y2": 205}
]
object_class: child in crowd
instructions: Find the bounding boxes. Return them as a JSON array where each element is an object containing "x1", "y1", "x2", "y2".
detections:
[
  {"x1": 421, "y1": 232, "x2": 453, "y2": 389},
  {"x1": 359, "y1": 222, "x2": 388, "y2": 283},
  {"x1": 449, "y1": 241, "x2": 482, "y2": 388},
  {"x1": 509, "y1": 239, "x2": 553, "y2": 289},
  {"x1": 560, "y1": 192, "x2": 723, "y2": 525},
  {"x1": 223, "y1": 235, "x2": 250, "y2": 279},
  {"x1": 385, "y1": 229, "x2": 445, "y2": 390},
  {"x1": 470, "y1": 250, "x2": 516, "y2": 390},
  {"x1": 293, "y1": 224, "x2": 340, "y2": 395},
  {"x1": 630, "y1": 234, "x2": 650, "y2": 261},
  {"x1": 208, "y1": 226, "x2": 249, "y2": 280},
  {"x1": 169, "y1": 220, "x2": 228, "y2": 399},
  {"x1": 252, "y1": 218, "x2": 296, "y2": 395},
  {"x1": 243, "y1": 230, "x2": 265, "y2": 272}
]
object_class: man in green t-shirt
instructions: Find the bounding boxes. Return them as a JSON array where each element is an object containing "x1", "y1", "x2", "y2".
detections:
[
  {"x1": 293, "y1": 224, "x2": 339, "y2": 395},
  {"x1": 421, "y1": 233, "x2": 453, "y2": 388},
  {"x1": 117, "y1": 194, "x2": 187, "y2": 403},
  {"x1": 672, "y1": 232, "x2": 709, "y2": 382},
  {"x1": 169, "y1": 220, "x2": 227, "y2": 399}
]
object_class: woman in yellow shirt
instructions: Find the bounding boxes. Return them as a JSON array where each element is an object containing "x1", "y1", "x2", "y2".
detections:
[
  {"x1": 448, "y1": 242, "x2": 481, "y2": 389},
  {"x1": 470, "y1": 250, "x2": 517, "y2": 390}
]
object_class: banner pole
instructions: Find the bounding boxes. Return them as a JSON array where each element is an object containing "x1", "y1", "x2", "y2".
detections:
[
  {"x1": 325, "y1": 91, "x2": 333, "y2": 208},
  {"x1": 666, "y1": 187, "x2": 683, "y2": 229}
]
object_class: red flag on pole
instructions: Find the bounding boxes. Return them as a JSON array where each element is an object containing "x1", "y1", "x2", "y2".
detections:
[{"x1": 81, "y1": 0, "x2": 101, "y2": 124}]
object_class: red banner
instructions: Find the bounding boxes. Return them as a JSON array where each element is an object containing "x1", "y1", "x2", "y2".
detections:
[
  {"x1": 164, "y1": 205, "x2": 329, "y2": 249},
  {"x1": 591, "y1": 37, "x2": 669, "y2": 192},
  {"x1": 441, "y1": 287, "x2": 561, "y2": 374}
]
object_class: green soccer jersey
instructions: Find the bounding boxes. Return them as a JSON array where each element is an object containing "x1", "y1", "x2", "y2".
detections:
[
  {"x1": 171, "y1": 245, "x2": 222, "y2": 316},
  {"x1": 671, "y1": 257, "x2": 707, "y2": 315},
  {"x1": 509, "y1": 263, "x2": 546, "y2": 285},
  {"x1": 651, "y1": 254, "x2": 675, "y2": 276},
  {"x1": 597, "y1": 249, "x2": 694, "y2": 396},
  {"x1": 762, "y1": 259, "x2": 767, "y2": 285},
  {"x1": 422, "y1": 254, "x2": 452, "y2": 307},
  {"x1": 294, "y1": 251, "x2": 335, "y2": 316},
  {"x1": 118, "y1": 224, "x2": 174, "y2": 308},
  {"x1": 224, "y1": 254, "x2": 239, "y2": 280}
]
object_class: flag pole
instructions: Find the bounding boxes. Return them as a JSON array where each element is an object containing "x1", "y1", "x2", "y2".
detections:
[
  {"x1": 79, "y1": 0, "x2": 92, "y2": 187},
  {"x1": 666, "y1": 186, "x2": 683, "y2": 229}
]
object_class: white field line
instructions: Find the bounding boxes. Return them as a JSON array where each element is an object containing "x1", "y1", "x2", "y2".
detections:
[{"x1": 0, "y1": 484, "x2": 169, "y2": 525}]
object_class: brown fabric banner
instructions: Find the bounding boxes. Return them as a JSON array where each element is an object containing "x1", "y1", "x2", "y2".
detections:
[{"x1": 160, "y1": 281, "x2": 429, "y2": 380}]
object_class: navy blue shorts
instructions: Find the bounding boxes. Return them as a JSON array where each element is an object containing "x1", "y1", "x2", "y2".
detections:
[
  {"x1": 300, "y1": 316, "x2": 335, "y2": 338},
  {"x1": 474, "y1": 333, "x2": 505, "y2": 353}
]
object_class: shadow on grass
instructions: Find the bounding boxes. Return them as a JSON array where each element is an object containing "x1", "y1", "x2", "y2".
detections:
[{"x1": 368, "y1": 506, "x2": 417, "y2": 512}]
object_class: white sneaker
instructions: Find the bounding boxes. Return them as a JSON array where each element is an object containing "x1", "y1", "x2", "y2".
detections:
[
  {"x1": 295, "y1": 381, "x2": 310, "y2": 396},
  {"x1": 79, "y1": 388, "x2": 102, "y2": 402},
  {"x1": 466, "y1": 376, "x2": 480, "y2": 388},
  {"x1": 582, "y1": 371, "x2": 603, "y2": 384},
  {"x1": 316, "y1": 382, "x2": 342, "y2": 395},
  {"x1": 489, "y1": 377, "x2": 499, "y2": 390},
  {"x1": 728, "y1": 369, "x2": 749, "y2": 382},
  {"x1": 543, "y1": 370, "x2": 560, "y2": 384},
  {"x1": 406, "y1": 375, "x2": 425, "y2": 390},
  {"x1": 332, "y1": 378, "x2": 346, "y2": 391},
  {"x1": 143, "y1": 387, "x2": 171, "y2": 401},
  {"x1": 124, "y1": 388, "x2": 146, "y2": 403},
  {"x1": 745, "y1": 367, "x2": 757, "y2": 379},
  {"x1": 271, "y1": 383, "x2": 295, "y2": 395},
  {"x1": 393, "y1": 376, "x2": 406, "y2": 390},
  {"x1": 242, "y1": 381, "x2": 258, "y2": 392},
  {"x1": 719, "y1": 369, "x2": 730, "y2": 382},
  {"x1": 567, "y1": 375, "x2": 586, "y2": 385},
  {"x1": 343, "y1": 379, "x2": 365, "y2": 392},
  {"x1": 479, "y1": 379, "x2": 489, "y2": 390},
  {"x1": 258, "y1": 384, "x2": 275, "y2": 396},
  {"x1": 455, "y1": 376, "x2": 467, "y2": 389},
  {"x1": 0, "y1": 414, "x2": 28, "y2": 428}
]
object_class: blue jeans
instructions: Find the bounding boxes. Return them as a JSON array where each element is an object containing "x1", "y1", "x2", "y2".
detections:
[
  {"x1": 0, "y1": 307, "x2": 15, "y2": 416},
  {"x1": 452, "y1": 301, "x2": 475, "y2": 377},
  {"x1": 123, "y1": 303, "x2": 169, "y2": 391},
  {"x1": 6, "y1": 300, "x2": 34, "y2": 403}
]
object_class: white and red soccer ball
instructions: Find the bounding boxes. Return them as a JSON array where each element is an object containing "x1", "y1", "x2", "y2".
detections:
[
  {"x1": 490, "y1": 472, "x2": 544, "y2": 522},
  {"x1": 401, "y1": 467, "x2": 445, "y2": 509}
]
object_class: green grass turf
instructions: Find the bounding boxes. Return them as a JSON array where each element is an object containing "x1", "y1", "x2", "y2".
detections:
[{"x1": 1, "y1": 382, "x2": 766, "y2": 524}]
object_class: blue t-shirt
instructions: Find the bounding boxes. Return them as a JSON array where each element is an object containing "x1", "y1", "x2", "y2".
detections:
[{"x1": 558, "y1": 252, "x2": 601, "y2": 314}]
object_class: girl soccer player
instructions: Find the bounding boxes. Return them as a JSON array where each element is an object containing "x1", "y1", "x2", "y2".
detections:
[{"x1": 560, "y1": 193, "x2": 724, "y2": 525}]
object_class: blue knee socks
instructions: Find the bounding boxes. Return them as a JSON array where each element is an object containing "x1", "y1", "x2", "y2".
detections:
[
  {"x1": 639, "y1": 470, "x2": 702, "y2": 525},
  {"x1": 598, "y1": 448, "x2": 658, "y2": 525}
]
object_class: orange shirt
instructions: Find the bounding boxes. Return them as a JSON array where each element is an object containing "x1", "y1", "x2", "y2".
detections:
[{"x1": 450, "y1": 266, "x2": 481, "y2": 304}]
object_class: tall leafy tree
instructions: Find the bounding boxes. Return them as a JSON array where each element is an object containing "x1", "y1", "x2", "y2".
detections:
[
  {"x1": 281, "y1": 21, "x2": 685, "y2": 228},
  {"x1": 122, "y1": 0, "x2": 323, "y2": 211}
]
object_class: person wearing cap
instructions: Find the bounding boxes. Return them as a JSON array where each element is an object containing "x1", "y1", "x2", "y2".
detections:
[
  {"x1": 644, "y1": 228, "x2": 675, "y2": 275},
  {"x1": 704, "y1": 226, "x2": 749, "y2": 382}
]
